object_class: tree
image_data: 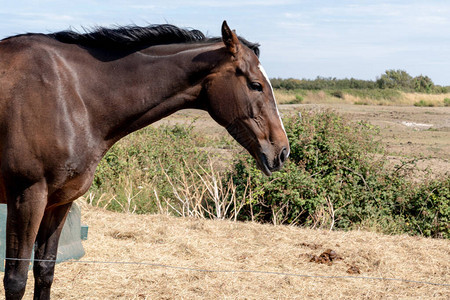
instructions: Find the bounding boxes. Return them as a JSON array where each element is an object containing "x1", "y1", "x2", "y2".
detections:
[
  {"x1": 413, "y1": 75, "x2": 434, "y2": 93},
  {"x1": 376, "y1": 69, "x2": 413, "y2": 90}
]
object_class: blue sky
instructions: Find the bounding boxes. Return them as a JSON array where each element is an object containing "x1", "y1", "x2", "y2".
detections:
[{"x1": 1, "y1": 0, "x2": 449, "y2": 85}]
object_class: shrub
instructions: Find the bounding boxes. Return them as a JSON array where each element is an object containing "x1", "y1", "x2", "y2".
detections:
[
  {"x1": 287, "y1": 94, "x2": 304, "y2": 104},
  {"x1": 91, "y1": 123, "x2": 212, "y2": 214},
  {"x1": 330, "y1": 90, "x2": 344, "y2": 99},
  {"x1": 271, "y1": 72, "x2": 447, "y2": 95},
  {"x1": 231, "y1": 111, "x2": 385, "y2": 226},
  {"x1": 376, "y1": 69, "x2": 413, "y2": 90},
  {"x1": 87, "y1": 113, "x2": 450, "y2": 238},
  {"x1": 401, "y1": 178, "x2": 450, "y2": 238},
  {"x1": 444, "y1": 98, "x2": 450, "y2": 107},
  {"x1": 413, "y1": 75, "x2": 434, "y2": 93},
  {"x1": 414, "y1": 100, "x2": 435, "y2": 107},
  {"x1": 229, "y1": 110, "x2": 449, "y2": 238}
]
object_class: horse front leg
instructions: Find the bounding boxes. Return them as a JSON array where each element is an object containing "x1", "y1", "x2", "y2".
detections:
[
  {"x1": 33, "y1": 202, "x2": 72, "y2": 300},
  {"x1": 3, "y1": 180, "x2": 48, "y2": 300}
]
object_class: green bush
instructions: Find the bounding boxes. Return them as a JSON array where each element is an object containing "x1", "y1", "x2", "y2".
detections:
[
  {"x1": 91, "y1": 123, "x2": 212, "y2": 213},
  {"x1": 330, "y1": 90, "x2": 344, "y2": 99},
  {"x1": 413, "y1": 75, "x2": 434, "y2": 93},
  {"x1": 401, "y1": 178, "x2": 450, "y2": 238},
  {"x1": 287, "y1": 94, "x2": 304, "y2": 104},
  {"x1": 271, "y1": 71, "x2": 448, "y2": 95},
  {"x1": 88, "y1": 113, "x2": 450, "y2": 238},
  {"x1": 444, "y1": 98, "x2": 450, "y2": 107},
  {"x1": 376, "y1": 69, "x2": 413, "y2": 90},
  {"x1": 414, "y1": 100, "x2": 435, "y2": 107},
  {"x1": 229, "y1": 111, "x2": 449, "y2": 238}
]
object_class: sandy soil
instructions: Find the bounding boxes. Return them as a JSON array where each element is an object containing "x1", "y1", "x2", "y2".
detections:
[{"x1": 11, "y1": 205, "x2": 448, "y2": 299}]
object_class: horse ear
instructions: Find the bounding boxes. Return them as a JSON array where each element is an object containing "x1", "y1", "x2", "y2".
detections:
[{"x1": 221, "y1": 20, "x2": 240, "y2": 55}]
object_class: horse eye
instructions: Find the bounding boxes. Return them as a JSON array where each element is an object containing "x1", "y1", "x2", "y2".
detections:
[{"x1": 249, "y1": 82, "x2": 263, "y2": 92}]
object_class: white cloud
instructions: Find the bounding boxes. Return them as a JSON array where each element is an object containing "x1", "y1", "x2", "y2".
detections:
[{"x1": 1, "y1": 0, "x2": 449, "y2": 85}]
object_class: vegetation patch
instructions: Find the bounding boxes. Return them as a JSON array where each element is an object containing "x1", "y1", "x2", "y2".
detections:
[
  {"x1": 90, "y1": 123, "x2": 213, "y2": 214},
  {"x1": 286, "y1": 94, "x2": 304, "y2": 104},
  {"x1": 444, "y1": 98, "x2": 450, "y2": 106},
  {"x1": 271, "y1": 69, "x2": 449, "y2": 94},
  {"x1": 414, "y1": 100, "x2": 435, "y2": 107},
  {"x1": 344, "y1": 88, "x2": 402, "y2": 101},
  {"x1": 229, "y1": 111, "x2": 449, "y2": 238},
  {"x1": 88, "y1": 111, "x2": 449, "y2": 239},
  {"x1": 271, "y1": 70, "x2": 450, "y2": 106}
]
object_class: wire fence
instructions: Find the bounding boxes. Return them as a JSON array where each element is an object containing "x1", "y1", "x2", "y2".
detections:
[{"x1": 3, "y1": 257, "x2": 449, "y2": 287}]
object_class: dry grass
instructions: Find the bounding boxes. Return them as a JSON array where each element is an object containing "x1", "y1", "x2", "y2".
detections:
[
  {"x1": 403, "y1": 92, "x2": 450, "y2": 106},
  {"x1": 347, "y1": 92, "x2": 450, "y2": 106},
  {"x1": 274, "y1": 89, "x2": 450, "y2": 106},
  {"x1": 274, "y1": 90, "x2": 350, "y2": 105},
  {"x1": 14, "y1": 204, "x2": 450, "y2": 299}
]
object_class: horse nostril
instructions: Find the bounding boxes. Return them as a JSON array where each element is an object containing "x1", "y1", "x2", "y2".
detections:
[{"x1": 279, "y1": 147, "x2": 288, "y2": 164}]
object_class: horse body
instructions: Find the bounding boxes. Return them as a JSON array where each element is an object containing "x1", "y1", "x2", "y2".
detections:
[
  {"x1": 1, "y1": 22, "x2": 289, "y2": 299},
  {"x1": 0, "y1": 35, "x2": 220, "y2": 204}
]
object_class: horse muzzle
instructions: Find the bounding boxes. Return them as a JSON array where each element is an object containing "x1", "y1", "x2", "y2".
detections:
[{"x1": 256, "y1": 145, "x2": 290, "y2": 176}]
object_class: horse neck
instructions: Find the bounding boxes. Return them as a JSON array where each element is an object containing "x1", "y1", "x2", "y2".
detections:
[{"x1": 94, "y1": 42, "x2": 223, "y2": 145}]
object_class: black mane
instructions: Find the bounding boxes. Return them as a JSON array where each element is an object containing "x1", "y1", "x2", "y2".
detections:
[
  {"x1": 50, "y1": 25, "x2": 204, "y2": 49},
  {"x1": 47, "y1": 24, "x2": 260, "y2": 56}
]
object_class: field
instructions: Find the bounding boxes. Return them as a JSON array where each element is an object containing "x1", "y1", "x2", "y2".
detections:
[
  {"x1": 10, "y1": 92, "x2": 450, "y2": 298},
  {"x1": 22, "y1": 206, "x2": 450, "y2": 299}
]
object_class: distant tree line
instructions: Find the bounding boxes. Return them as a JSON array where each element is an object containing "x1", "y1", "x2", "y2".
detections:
[{"x1": 270, "y1": 70, "x2": 449, "y2": 93}]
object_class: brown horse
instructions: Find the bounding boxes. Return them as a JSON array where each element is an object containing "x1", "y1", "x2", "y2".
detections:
[{"x1": 0, "y1": 21, "x2": 289, "y2": 299}]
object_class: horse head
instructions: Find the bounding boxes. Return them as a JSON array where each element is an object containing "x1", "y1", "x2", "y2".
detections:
[{"x1": 203, "y1": 21, "x2": 290, "y2": 176}]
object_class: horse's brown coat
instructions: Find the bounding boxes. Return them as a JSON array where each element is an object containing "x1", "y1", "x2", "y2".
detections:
[{"x1": 0, "y1": 21, "x2": 289, "y2": 299}]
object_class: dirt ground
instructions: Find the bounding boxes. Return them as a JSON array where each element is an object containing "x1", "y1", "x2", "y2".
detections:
[
  {"x1": 13, "y1": 205, "x2": 449, "y2": 299},
  {"x1": 295, "y1": 104, "x2": 450, "y2": 160}
]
